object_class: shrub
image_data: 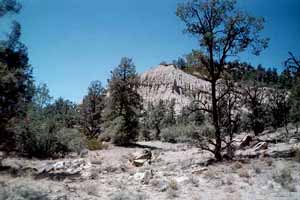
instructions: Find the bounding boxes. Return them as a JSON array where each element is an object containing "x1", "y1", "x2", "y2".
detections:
[
  {"x1": 86, "y1": 138, "x2": 108, "y2": 151},
  {"x1": 160, "y1": 124, "x2": 196, "y2": 143},
  {"x1": 191, "y1": 122, "x2": 215, "y2": 147},
  {"x1": 0, "y1": 184, "x2": 50, "y2": 200},
  {"x1": 272, "y1": 167, "x2": 296, "y2": 191},
  {"x1": 138, "y1": 129, "x2": 152, "y2": 141},
  {"x1": 237, "y1": 168, "x2": 250, "y2": 178},
  {"x1": 294, "y1": 147, "x2": 300, "y2": 163},
  {"x1": 104, "y1": 116, "x2": 138, "y2": 146},
  {"x1": 56, "y1": 128, "x2": 85, "y2": 154},
  {"x1": 16, "y1": 118, "x2": 85, "y2": 158}
]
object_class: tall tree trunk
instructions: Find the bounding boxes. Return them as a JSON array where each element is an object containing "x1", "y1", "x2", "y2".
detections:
[
  {"x1": 211, "y1": 81, "x2": 222, "y2": 161},
  {"x1": 155, "y1": 124, "x2": 160, "y2": 140}
]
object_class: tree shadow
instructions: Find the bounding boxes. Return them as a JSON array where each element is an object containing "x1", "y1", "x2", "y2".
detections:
[{"x1": 126, "y1": 143, "x2": 161, "y2": 150}]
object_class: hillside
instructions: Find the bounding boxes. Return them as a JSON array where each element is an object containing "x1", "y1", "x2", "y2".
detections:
[{"x1": 139, "y1": 65, "x2": 210, "y2": 112}]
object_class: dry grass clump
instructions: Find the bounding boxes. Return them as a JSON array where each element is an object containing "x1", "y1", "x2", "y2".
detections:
[
  {"x1": 260, "y1": 157, "x2": 273, "y2": 166},
  {"x1": 232, "y1": 161, "x2": 243, "y2": 170},
  {"x1": 168, "y1": 179, "x2": 179, "y2": 191},
  {"x1": 0, "y1": 184, "x2": 50, "y2": 200},
  {"x1": 90, "y1": 154, "x2": 102, "y2": 165},
  {"x1": 203, "y1": 167, "x2": 220, "y2": 180},
  {"x1": 294, "y1": 147, "x2": 300, "y2": 163},
  {"x1": 225, "y1": 175, "x2": 234, "y2": 185},
  {"x1": 237, "y1": 168, "x2": 250, "y2": 178},
  {"x1": 110, "y1": 190, "x2": 148, "y2": 200},
  {"x1": 224, "y1": 186, "x2": 235, "y2": 194},
  {"x1": 188, "y1": 175, "x2": 199, "y2": 187},
  {"x1": 86, "y1": 138, "x2": 109, "y2": 151},
  {"x1": 251, "y1": 163, "x2": 262, "y2": 174},
  {"x1": 81, "y1": 183, "x2": 100, "y2": 197},
  {"x1": 89, "y1": 168, "x2": 100, "y2": 179},
  {"x1": 163, "y1": 179, "x2": 179, "y2": 199},
  {"x1": 272, "y1": 167, "x2": 296, "y2": 192}
]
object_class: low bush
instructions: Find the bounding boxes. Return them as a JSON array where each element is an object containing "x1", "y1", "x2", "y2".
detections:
[
  {"x1": 103, "y1": 116, "x2": 138, "y2": 146},
  {"x1": 86, "y1": 138, "x2": 108, "y2": 151},
  {"x1": 0, "y1": 184, "x2": 50, "y2": 200},
  {"x1": 160, "y1": 124, "x2": 196, "y2": 143},
  {"x1": 272, "y1": 167, "x2": 296, "y2": 191},
  {"x1": 15, "y1": 117, "x2": 85, "y2": 158}
]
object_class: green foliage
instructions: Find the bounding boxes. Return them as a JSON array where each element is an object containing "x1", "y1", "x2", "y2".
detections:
[
  {"x1": 164, "y1": 99, "x2": 176, "y2": 126},
  {"x1": 268, "y1": 88, "x2": 290, "y2": 129},
  {"x1": 14, "y1": 84, "x2": 84, "y2": 158},
  {"x1": 45, "y1": 97, "x2": 80, "y2": 128},
  {"x1": 172, "y1": 57, "x2": 187, "y2": 69},
  {"x1": 86, "y1": 138, "x2": 108, "y2": 151},
  {"x1": 80, "y1": 80, "x2": 106, "y2": 138},
  {"x1": 15, "y1": 115, "x2": 84, "y2": 158},
  {"x1": 142, "y1": 100, "x2": 166, "y2": 139},
  {"x1": 160, "y1": 124, "x2": 196, "y2": 143},
  {"x1": 0, "y1": 20, "x2": 34, "y2": 145},
  {"x1": 242, "y1": 82, "x2": 267, "y2": 135},
  {"x1": 289, "y1": 85, "x2": 300, "y2": 132},
  {"x1": 176, "y1": 0, "x2": 268, "y2": 160},
  {"x1": 102, "y1": 57, "x2": 142, "y2": 146},
  {"x1": 179, "y1": 102, "x2": 204, "y2": 126},
  {"x1": 0, "y1": 0, "x2": 22, "y2": 17},
  {"x1": 272, "y1": 167, "x2": 295, "y2": 191}
]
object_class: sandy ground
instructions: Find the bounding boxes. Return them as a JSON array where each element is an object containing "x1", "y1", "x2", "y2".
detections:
[{"x1": 0, "y1": 141, "x2": 300, "y2": 200}]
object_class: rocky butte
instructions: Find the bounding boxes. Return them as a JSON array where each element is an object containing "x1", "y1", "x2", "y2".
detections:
[{"x1": 139, "y1": 64, "x2": 210, "y2": 113}]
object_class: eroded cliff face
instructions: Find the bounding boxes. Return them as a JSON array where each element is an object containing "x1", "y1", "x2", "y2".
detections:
[{"x1": 138, "y1": 64, "x2": 210, "y2": 112}]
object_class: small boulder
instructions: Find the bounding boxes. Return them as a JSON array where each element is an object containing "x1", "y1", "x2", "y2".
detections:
[
  {"x1": 132, "y1": 159, "x2": 148, "y2": 167},
  {"x1": 130, "y1": 149, "x2": 152, "y2": 167},
  {"x1": 133, "y1": 149, "x2": 152, "y2": 160},
  {"x1": 240, "y1": 135, "x2": 253, "y2": 148},
  {"x1": 133, "y1": 170, "x2": 153, "y2": 184},
  {"x1": 289, "y1": 138, "x2": 298, "y2": 144},
  {"x1": 254, "y1": 142, "x2": 268, "y2": 151}
]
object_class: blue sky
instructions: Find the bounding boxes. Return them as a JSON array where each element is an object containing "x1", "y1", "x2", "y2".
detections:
[{"x1": 2, "y1": 0, "x2": 300, "y2": 102}]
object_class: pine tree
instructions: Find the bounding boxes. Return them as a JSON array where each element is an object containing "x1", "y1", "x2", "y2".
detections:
[
  {"x1": 0, "y1": 17, "x2": 34, "y2": 146},
  {"x1": 102, "y1": 57, "x2": 142, "y2": 146},
  {"x1": 80, "y1": 81, "x2": 106, "y2": 138}
]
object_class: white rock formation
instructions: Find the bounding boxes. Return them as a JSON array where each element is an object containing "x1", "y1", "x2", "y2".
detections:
[{"x1": 139, "y1": 64, "x2": 210, "y2": 112}]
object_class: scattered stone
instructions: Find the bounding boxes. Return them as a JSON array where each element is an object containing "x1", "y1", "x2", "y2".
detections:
[
  {"x1": 267, "y1": 143, "x2": 299, "y2": 158},
  {"x1": 133, "y1": 170, "x2": 153, "y2": 184},
  {"x1": 174, "y1": 176, "x2": 190, "y2": 184},
  {"x1": 130, "y1": 149, "x2": 152, "y2": 167},
  {"x1": 36, "y1": 159, "x2": 92, "y2": 179},
  {"x1": 254, "y1": 142, "x2": 268, "y2": 151},
  {"x1": 158, "y1": 180, "x2": 169, "y2": 192},
  {"x1": 192, "y1": 167, "x2": 208, "y2": 175},
  {"x1": 289, "y1": 138, "x2": 298, "y2": 144},
  {"x1": 240, "y1": 134, "x2": 253, "y2": 148},
  {"x1": 79, "y1": 149, "x2": 89, "y2": 158}
]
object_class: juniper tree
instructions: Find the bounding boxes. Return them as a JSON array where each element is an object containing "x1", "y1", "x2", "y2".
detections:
[
  {"x1": 268, "y1": 87, "x2": 289, "y2": 130},
  {"x1": 242, "y1": 81, "x2": 267, "y2": 135},
  {"x1": 80, "y1": 81, "x2": 106, "y2": 138},
  {"x1": 164, "y1": 99, "x2": 176, "y2": 126},
  {"x1": 102, "y1": 57, "x2": 142, "y2": 146},
  {"x1": 176, "y1": 0, "x2": 268, "y2": 160},
  {"x1": 145, "y1": 100, "x2": 166, "y2": 139}
]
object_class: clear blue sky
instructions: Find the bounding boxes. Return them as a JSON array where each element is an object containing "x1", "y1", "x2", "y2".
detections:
[{"x1": 2, "y1": 0, "x2": 300, "y2": 102}]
